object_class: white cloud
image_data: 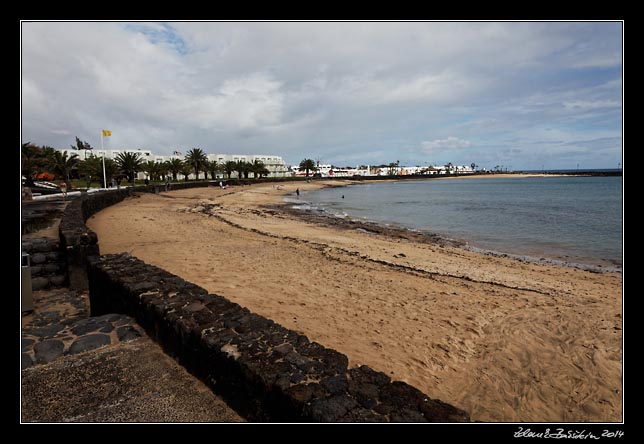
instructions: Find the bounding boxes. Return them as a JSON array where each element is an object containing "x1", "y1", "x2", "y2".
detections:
[
  {"x1": 421, "y1": 136, "x2": 471, "y2": 153},
  {"x1": 161, "y1": 72, "x2": 286, "y2": 131},
  {"x1": 51, "y1": 129, "x2": 71, "y2": 136},
  {"x1": 563, "y1": 99, "x2": 622, "y2": 110},
  {"x1": 20, "y1": 22, "x2": 622, "y2": 169}
]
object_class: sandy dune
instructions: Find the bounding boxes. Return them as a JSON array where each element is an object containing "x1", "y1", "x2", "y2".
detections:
[{"x1": 87, "y1": 181, "x2": 622, "y2": 422}]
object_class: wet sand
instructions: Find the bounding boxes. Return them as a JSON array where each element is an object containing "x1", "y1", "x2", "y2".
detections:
[{"x1": 87, "y1": 181, "x2": 622, "y2": 422}]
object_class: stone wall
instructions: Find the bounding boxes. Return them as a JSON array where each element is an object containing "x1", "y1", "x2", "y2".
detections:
[
  {"x1": 58, "y1": 182, "x2": 215, "y2": 290},
  {"x1": 88, "y1": 253, "x2": 470, "y2": 423},
  {"x1": 21, "y1": 239, "x2": 67, "y2": 290}
]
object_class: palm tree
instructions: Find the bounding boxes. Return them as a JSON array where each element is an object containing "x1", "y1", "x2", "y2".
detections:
[
  {"x1": 207, "y1": 160, "x2": 220, "y2": 180},
  {"x1": 233, "y1": 160, "x2": 248, "y2": 179},
  {"x1": 251, "y1": 159, "x2": 270, "y2": 179},
  {"x1": 180, "y1": 162, "x2": 192, "y2": 181},
  {"x1": 242, "y1": 161, "x2": 252, "y2": 179},
  {"x1": 115, "y1": 152, "x2": 144, "y2": 183},
  {"x1": 78, "y1": 154, "x2": 103, "y2": 187},
  {"x1": 144, "y1": 160, "x2": 160, "y2": 182},
  {"x1": 224, "y1": 161, "x2": 236, "y2": 179},
  {"x1": 201, "y1": 159, "x2": 209, "y2": 181},
  {"x1": 184, "y1": 148, "x2": 208, "y2": 180},
  {"x1": 166, "y1": 158, "x2": 183, "y2": 181},
  {"x1": 299, "y1": 158, "x2": 317, "y2": 177},
  {"x1": 49, "y1": 150, "x2": 80, "y2": 186},
  {"x1": 21, "y1": 142, "x2": 44, "y2": 186},
  {"x1": 157, "y1": 161, "x2": 170, "y2": 181},
  {"x1": 41, "y1": 146, "x2": 57, "y2": 164}
]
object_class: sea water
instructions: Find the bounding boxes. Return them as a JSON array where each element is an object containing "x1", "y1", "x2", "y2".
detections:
[{"x1": 302, "y1": 176, "x2": 622, "y2": 270}]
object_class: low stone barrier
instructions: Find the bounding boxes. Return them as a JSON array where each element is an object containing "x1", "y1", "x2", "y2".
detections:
[
  {"x1": 88, "y1": 253, "x2": 470, "y2": 423},
  {"x1": 58, "y1": 182, "x2": 216, "y2": 290},
  {"x1": 21, "y1": 239, "x2": 67, "y2": 290}
]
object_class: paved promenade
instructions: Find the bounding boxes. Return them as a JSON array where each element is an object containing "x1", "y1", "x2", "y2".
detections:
[{"x1": 21, "y1": 286, "x2": 244, "y2": 422}]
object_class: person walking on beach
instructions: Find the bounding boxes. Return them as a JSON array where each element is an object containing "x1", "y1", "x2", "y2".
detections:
[
  {"x1": 296, "y1": 188, "x2": 300, "y2": 198},
  {"x1": 60, "y1": 181, "x2": 67, "y2": 199},
  {"x1": 165, "y1": 177, "x2": 171, "y2": 192}
]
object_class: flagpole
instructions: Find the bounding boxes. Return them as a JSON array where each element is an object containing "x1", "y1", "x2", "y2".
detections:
[{"x1": 101, "y1": 131, "x2": 107, "y2": 189}]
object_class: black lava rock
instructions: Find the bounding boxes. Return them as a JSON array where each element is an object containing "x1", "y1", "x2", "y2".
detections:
[
  {"x1": 68, "y1": 334, "x2": 111, "y2": 355},
  {"x1": 116, "y1": 326, "x2": 141, "y2": 342},
  {"x1": 34, "y1": 340, "x2": 64, "y2": 364}
]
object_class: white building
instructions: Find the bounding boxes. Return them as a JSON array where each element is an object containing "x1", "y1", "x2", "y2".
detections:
[
  {"x1": 290, "y1": 164, "x2": 373, "y2": 178},
  {"x1": 89, "y1": 148, "x2": 154, "y2": 160},
  {"x1": 61, "y1": 148, "x2": 289, "y2": 179},
  {"x1": 58, "y1": 147, "x2": 474, "y2": 180},
  {"x1": 206, "y1": 154, "x2": 290, "y2": 178}
]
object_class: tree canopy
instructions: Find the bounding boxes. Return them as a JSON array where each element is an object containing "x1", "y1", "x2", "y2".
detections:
[
  {"x1": 50, "y1": 150, "x2": 80, "y2": 184},
  {"x1": 71, "y1": 136, "x2": 92, "y2": 152},
  {"x1": 184, "y1": 148, "x2": 208, "y2": 180},
  {"x1": 115, "y1": 151, "x2": 144, "y2": 183},
  {"x1": 299, "y1": 158, "x2": 317, "y2": 177},
  {"x1": 251, "y1": 159, "x2": 270, "y2": 179},
  {"x1": 223, "y1": 161, "x2": 236, "y2": 179},
  {"x1": 166, "y1": 158, "x2": 184, "y2": 181}
]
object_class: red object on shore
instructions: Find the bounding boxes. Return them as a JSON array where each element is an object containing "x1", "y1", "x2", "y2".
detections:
[{"x1": 35, "y1": 172, "x2": 55, "y2": 180}]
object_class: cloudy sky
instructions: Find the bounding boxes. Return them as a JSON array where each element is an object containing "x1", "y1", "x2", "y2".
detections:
[{"x1": 21, "y1": 21, "x2": 622, "y2": 169}]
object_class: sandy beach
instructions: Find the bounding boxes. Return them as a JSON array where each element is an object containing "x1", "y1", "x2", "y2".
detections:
[{"x1": 87, "y1": 180, "x2": 622, "y2": 422}]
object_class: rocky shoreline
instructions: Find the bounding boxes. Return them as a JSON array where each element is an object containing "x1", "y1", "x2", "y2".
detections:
[{"x1": 272, "y1": 203, "x2": 465, "y2": 248}]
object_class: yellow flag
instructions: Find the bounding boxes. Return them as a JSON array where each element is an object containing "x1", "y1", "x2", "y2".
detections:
[{"x1": 102, "y1": 130, "x2": 112, "y2": 137}]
